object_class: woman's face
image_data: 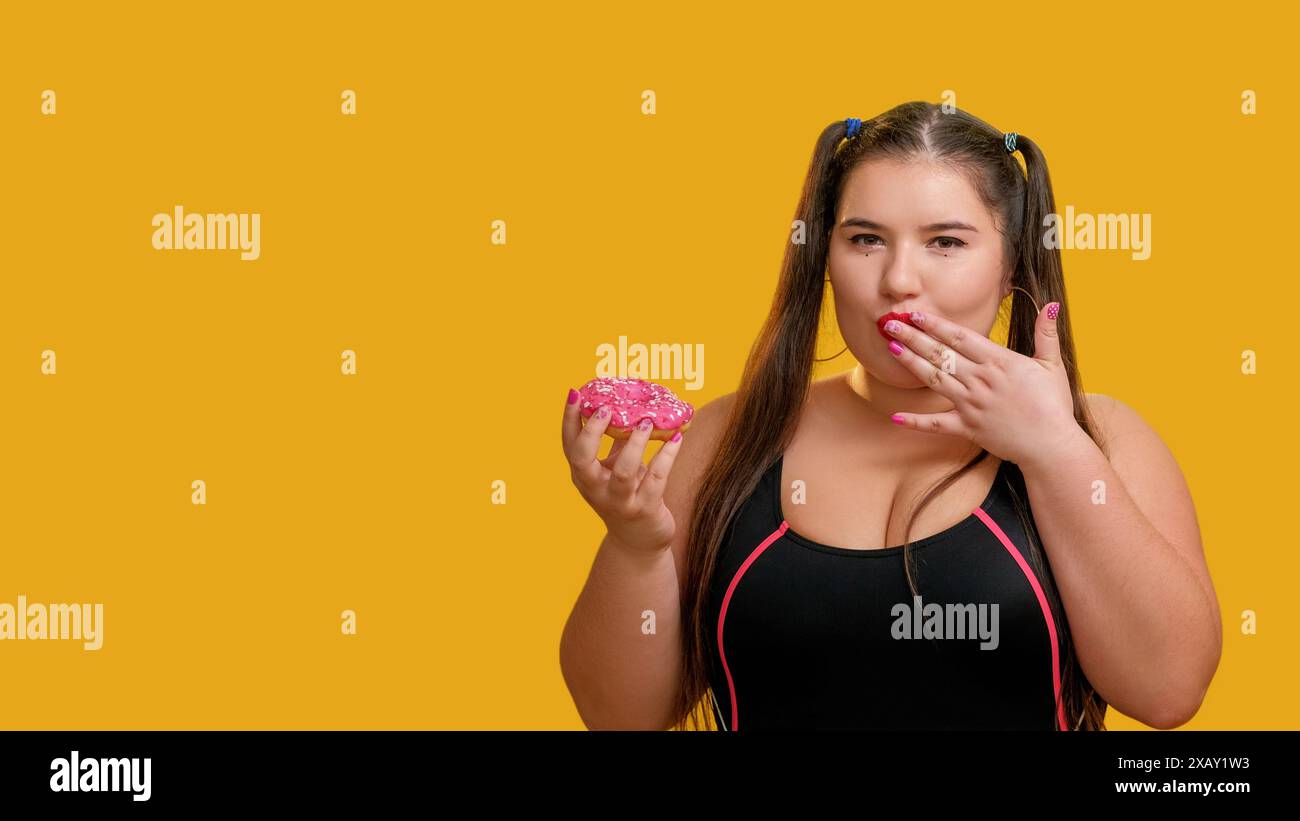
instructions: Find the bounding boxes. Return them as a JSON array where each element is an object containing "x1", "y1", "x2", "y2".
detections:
[{"x1": 827, "y1": 157, "x2": 1012, "y2": 387}]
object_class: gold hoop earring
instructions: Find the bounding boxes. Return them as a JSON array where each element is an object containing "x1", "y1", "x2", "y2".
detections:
[
  {"x1": 817, "y1": 275, "x2": 849, "y2": 361},
  {"x1": 1008, "y1": 284, "x2": 1042, "y2": 315},
  {"x1": 815, "y1": 344, "x2": 849, "y2": 362}
]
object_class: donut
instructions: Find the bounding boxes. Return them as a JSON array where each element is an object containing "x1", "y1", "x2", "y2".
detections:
[{"x1": 577, "y1": 377, "x2": 694, "y2": 441}]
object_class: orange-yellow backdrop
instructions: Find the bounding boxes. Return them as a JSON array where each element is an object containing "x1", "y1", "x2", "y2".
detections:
[{"x1": 0, "y1": 2, "x2": 1294, "y2": 729}]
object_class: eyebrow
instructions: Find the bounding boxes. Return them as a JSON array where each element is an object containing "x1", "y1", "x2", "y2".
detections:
[{"x1": 839, "y1": 217, "x2": 979, "y2": 232}]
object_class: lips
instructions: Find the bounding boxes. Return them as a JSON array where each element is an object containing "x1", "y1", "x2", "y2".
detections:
[{"x1": 876, "y1": 311, "x2": 917, "y2": 340}]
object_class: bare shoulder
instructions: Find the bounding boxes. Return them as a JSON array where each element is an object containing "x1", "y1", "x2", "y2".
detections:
[
  {"x1": 1081, "y1": 392, "x2": 1205, "y2": 558},
  {"x1": 661, "y1": 391, "x2": 740, "y2": 580},
  {"x1": 1083, "y1": 391, "x2": 1157, "y2": 455},
  {"x1": 1082, "y1": 390, "x2": 1157, "y2": 458}
]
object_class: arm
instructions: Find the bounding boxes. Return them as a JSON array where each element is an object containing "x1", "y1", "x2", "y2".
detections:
[
  {"x1": 560, "y1": 532, "x2": 683, "y2": 730},
  {"x1": 559, "y1": 393, "x2": 733, "y2": 730},
  {"x1": 1019, "y1": 393, "x2": 1221, "y2": 729}
]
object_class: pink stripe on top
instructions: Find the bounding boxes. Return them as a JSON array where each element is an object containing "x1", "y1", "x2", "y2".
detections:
[
  {"x1": 972, "y1": 507, "x2": 1069, "y2": 731},
  {"x1": 715, "y1": 521, "x2": 789, "y2": 731}
]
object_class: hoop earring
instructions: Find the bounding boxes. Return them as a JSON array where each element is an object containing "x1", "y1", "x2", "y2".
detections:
[
  {"x1": 816, "y1": 275, "x2": 849, "y2": 361},
  {"x1": 1007, "y1": 284, "x2": 1042, "y2": 315},
  {"x1": 815, "y1": 344, "x2": 850, "y2": 362}
]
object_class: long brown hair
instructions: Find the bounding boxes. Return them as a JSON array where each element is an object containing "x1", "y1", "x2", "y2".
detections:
[{"x1": 670, "y1": 101, "x2": 1109, "y2": 730}]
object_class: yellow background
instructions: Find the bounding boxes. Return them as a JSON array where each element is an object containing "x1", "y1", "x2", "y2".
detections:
[{"x1": 0, "y1": 2, "x2": 1293, "y2": 729}]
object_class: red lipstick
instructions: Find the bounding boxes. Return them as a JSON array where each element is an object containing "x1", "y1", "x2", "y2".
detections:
[{"x1": 876, "y1": 311, "x2": 917, "y2": 340}]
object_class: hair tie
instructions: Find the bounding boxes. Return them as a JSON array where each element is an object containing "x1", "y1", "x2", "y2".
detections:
[
  {"x1": 845, "y1": 117, "x2": 862, "y2": 138},
  {"x1": 1003, "y1": 132, "x2": 1018, "y2": 153}
]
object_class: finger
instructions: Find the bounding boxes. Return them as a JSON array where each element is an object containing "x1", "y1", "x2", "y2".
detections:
[
  {"x1": 561, "y1": 387, "x2": 583, "y2": 452},
  {"x1": 571, "y1": 404, "x2": 614, "y2": 483},
  {"x1": 882, "y1": 317, "x2": 976, "y2": 390},
  {"x1": 600, "y1": 437, "x2": 629, "y2": 469},
  {"x1": 636, "y1": 429, "x2": 685, "y2": 507},
  {"x1": 905, "y1": 310, "x2": 1002, "y2": 364},
  {"x1": 890, "y1": 408, "x2": 968, "y2": 438},
  {"x1": 609, "y1": 416, "x2": 654, "y2": 500},
  {"x1": 883, "y1": 326, "x2": 967, "y2": 398},
  {"x1": 1034, "y1": 302, "x2": 1062, "y2": 365}
]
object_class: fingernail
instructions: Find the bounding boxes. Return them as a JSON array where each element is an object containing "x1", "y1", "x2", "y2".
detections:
[
  {"x1": 910, "y1": 311, "x2": 925, "y2": 324},
  {"x1": 638, "y1": 417, "x2": 653, "y2": 432},
  {"x1": 1045, "y1": 302, "x2": 1060, "y2": 320},
  {"x1": 888, "y1": 340, "x2": 904, "y2": 356},
  {"x1": 890, "y1": 413, "x2": 906, "y2": 425},
  {"x1": 596, "y1": 405, "x2": 609, "y2": 419},
  {"x1": 884, "y1": 320, "x2": 902, "y2": 334},
  {"x1": 567, "y1": 388, "x2": 579, "y2": 405},
  {"x1": 670, "y1": 431, "x2": 682, "y2": 443}
]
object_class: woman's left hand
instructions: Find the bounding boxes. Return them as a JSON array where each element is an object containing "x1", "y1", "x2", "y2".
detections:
[{"x1": 881, "y1": 304, "x2": 1083, "y2": 466}]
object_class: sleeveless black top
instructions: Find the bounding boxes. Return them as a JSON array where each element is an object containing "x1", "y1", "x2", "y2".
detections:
[{"x1": 704, "y1": 453, "x2": 1068, "y2": 731}]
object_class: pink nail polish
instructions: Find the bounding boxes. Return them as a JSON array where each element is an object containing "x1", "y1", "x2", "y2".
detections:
[
  {"x1": 597, "y1": 406, "x2": 609, "y2": 418},
  {"x1": 1046, "y1": 303, "x2": 1060, "y2": 320},
  {"x1": 567, "y1": 388, "x2": 579, "y2": 405},
  {"x1": 639, "y1": 417, "x2": 653, "y2": 431},
  {"x1": 910, "y1": 311, "x2": 925, "y2": 324},
  {"x1": 670, "y1": 431, "x2": 682, "y2": 443},
  {"x1": 890, "y1": 413, "x2": 906, "y2": 425},
  {"x1": 888, "y1": 340, "x2": 904, "y2": 356}
]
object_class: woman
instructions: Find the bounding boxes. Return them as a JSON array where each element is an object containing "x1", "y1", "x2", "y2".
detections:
[{"x1": 558, "y1": 101, "x2": 1220, "y2": 730}]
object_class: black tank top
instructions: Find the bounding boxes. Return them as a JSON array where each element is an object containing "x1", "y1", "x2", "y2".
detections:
[{"x1": 704, "y1": 453, "x2": 1068, "y2": 731}]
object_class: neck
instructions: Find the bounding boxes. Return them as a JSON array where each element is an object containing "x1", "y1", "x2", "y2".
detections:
[
  {"x1": 841, "y1": 363, "x2": 979, "y2": 461},
  {"x1": 846, "y1": 362, "x2": 959, "y2": 416}
]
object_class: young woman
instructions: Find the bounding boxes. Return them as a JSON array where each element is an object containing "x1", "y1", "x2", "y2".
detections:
[{"x1": 558, "y1": 101, "x2": 1220, "y2": 731}]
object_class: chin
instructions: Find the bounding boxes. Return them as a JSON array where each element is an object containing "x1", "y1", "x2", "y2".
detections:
[{"x1": 863, "y1": 357, "x2": 926, "y2": 389}]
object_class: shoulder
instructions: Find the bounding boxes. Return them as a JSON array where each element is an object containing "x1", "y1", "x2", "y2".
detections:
[
  {"x1": 1082, "y1": 391, "x2": 1152, "y2": 454},
  {"x1": 1081, "y1": 391, "x2": 1203, "y2": 553}
]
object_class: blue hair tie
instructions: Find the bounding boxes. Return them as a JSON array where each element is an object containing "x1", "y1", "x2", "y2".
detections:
[
  {"x1": 1003, "y1": 132, "x2": 1018, "y2": 153},
  {"x1": 845, "y1": 117, "x2": 862, "y2": 138}
]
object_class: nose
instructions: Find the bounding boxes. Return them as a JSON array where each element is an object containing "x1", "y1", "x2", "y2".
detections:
[{"x1": 879, "y1": 244, "x2": 926, "y2": 302}]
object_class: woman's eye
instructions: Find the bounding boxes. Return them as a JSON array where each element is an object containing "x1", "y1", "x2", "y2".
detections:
[
  {"x1": 933, "y1": 237, "x2": 967, "y2": 250},
  {"x1": 850, "y1": 234, "x2": 882, "y2": 247}
]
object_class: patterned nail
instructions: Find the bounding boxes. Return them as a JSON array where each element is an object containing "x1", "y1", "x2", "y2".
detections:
[
  {"x1": 597, "y1": 405, "x2": 609, "y2": 418},
  {"x1": 884, "y1": 320, "x2": 902, "y2": 334},
  {"x1": 639, "y1": 417, "x2": 653, "y2": 431},
  {"x1": 909, "y1": 311, "x2": 925, "y2": 324},
  {"x1": 567, "y1": 388, "x2": 579, "y2": 405},
  {"x1": 1046, "y1": 302, "x2": 1060, "y2": 320},
  {"x1": 888, "y1": 340, "x2": 904, "y2": 356}
]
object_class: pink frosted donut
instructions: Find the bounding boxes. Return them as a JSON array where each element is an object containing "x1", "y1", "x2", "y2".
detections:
[{"x1": 577, "y1": 377, "x2": 694, "y2": 441}]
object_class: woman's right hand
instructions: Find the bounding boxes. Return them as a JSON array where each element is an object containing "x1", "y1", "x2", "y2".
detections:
[{"x1": 561, "y1": 388, "x2": 685, "y2": 555}]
